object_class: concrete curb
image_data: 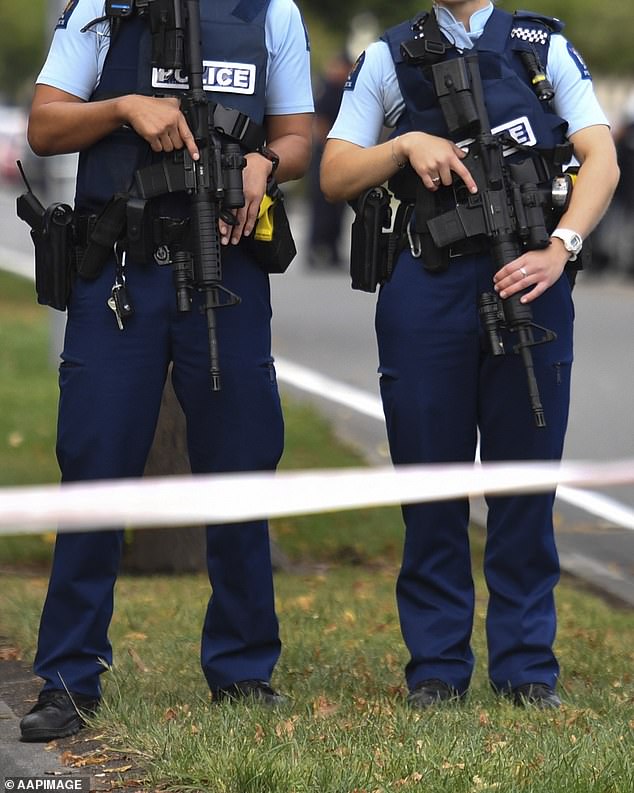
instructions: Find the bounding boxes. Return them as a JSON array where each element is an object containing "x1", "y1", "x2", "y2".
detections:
[{"x1": 0, "y1": 700, "x2": 79, "y2": 780}]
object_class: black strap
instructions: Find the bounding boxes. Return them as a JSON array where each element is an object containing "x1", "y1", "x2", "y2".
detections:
[
  {"x1": 400, "y1": 10, "x2": 454, "y2": 67},
  {"x1": 210, "y1": 104, "x2": 265, "y2": 152}
]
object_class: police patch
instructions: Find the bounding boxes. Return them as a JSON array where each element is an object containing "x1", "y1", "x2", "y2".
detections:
[
  {"x1": 457, "y1": 116, "x2": 537, "y2": 156},
  {"x1": 152, "y1": 61, "x2": 257, "y2": 95},
  {"x1": 56, "y1": 0, "x2": 80, "y2": 30},
  {"x1": 344, "y1": 52, "x2": 365, "y2": 92},
  {"x1": 567, "y1": 42, "x2": 592, "y2": 80}
]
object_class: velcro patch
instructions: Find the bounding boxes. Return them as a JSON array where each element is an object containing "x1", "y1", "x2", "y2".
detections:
[
  {"x1": 152, "y1": 61, "x2": 256, "y2": 94},
  {"x1": 511, "y1": 26, "x2": 548, "y2": 46}
]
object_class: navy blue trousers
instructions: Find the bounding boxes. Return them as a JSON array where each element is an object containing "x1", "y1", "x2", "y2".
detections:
[
  {"x1": 376, "y1": 250, "x2": 574, "y2": 694},
  {"x1": 34, "y1": 248, "x2": 284, "y2": 698}
]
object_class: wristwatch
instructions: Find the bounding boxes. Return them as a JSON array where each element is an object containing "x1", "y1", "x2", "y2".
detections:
[
  {"x1": 550, "y1": 228, "x2": 583, "y2": 261},
  {"x1": 257, "y1": 145, "x2": 280, "y2": 179}
]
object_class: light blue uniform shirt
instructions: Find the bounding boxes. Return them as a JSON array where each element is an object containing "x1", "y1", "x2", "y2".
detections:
[
  {"x1": 329, "y1": 2, "x2": 608, "y2": 147},
  {"x1": 37, "y1": 0, "x2": 314, "y2": 116}
]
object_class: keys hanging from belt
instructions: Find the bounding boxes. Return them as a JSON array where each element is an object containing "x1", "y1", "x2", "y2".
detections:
[{"x1": 107, "y1": 242, "x2": 135, "y2": 331}]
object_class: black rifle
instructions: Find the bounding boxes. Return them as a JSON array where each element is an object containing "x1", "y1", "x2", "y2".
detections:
[
  {"x1": 427, "y1": 54, "x2": 559, "y2": 427},
  {"x1": 135, "y1": 0, "x2": 245, "y2": 391}
]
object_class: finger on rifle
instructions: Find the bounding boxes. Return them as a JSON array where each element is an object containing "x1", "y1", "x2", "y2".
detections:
[
  {"x1": 453, "y1": 157, "x2": 478, "y2": 194},
  {"x1": 230, "y1": 207, "x2": 248, "y2": 245},
  {"x1": 178, "y1": 116, "x2": 199, "y2": 161},
  {"x1": 219, "y1": 218, "x2": 231, "y2": 245}
]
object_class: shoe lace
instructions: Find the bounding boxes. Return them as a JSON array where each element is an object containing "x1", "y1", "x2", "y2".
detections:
[
  {"x1": 31, "y1": 690, "x2": 73, "y2": 713},
  {"x1": 32, "y1": 689, "x2": 97, "y2": 713}
]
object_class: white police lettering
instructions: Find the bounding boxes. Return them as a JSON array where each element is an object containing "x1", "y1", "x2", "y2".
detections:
[
  {"x1": 457, "y1": 117, "x2": 536, "y2": 156},
  {"x1": 495, "y1": 116, "x2": 536, "y2": 147},
  {"x1": 153, "y1": 68, "x2": 189, "y2": 88},
  {"x1": 152, "y1": 61, "x2": 256, "y2": 94}
]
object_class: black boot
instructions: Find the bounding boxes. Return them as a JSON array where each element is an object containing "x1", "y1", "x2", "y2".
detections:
[
  {"x1": 20, "y1": 689, "x2": 100, "y2": 742},
  {"x1": 510, "y1": 683, "x2": 562, "y2": 709},
  {"x1": 212, "y1": 680, "x2": 286, "y2": 706},
  {"x1": 407, "y1": 679, "x2": 464, "y2": 710}
]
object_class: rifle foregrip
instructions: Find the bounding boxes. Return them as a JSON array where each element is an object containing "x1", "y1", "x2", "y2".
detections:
[{"x1": 191, "y1": 193, "x2": 222, "y2": 285}]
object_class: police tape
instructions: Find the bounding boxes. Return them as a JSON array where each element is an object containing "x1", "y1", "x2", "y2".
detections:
[{"x1": 1, "y1": 458, "x2": 634, "y2": 536}]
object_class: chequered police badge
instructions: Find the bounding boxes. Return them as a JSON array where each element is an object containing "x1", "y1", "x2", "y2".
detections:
[{"x1": 511, "y1": 27, "x2": 548, "y2": 45}]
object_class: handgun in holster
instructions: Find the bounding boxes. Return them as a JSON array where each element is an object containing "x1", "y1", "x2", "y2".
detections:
[
  {"x1": 16, "y1": 161, "x2": 74, "y2": 312},
  {"x1": 349, "y1": 186, "x2": 398, "y2": 292}
]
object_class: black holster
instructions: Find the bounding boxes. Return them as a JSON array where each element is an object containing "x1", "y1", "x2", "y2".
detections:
[
  {"x1": 350, "y1": 186, "x2": 407, "y2": 292},
  {"x1": 35, "y1": 203, "x2": 75, "y2": 311},
  {"x1": 16, "y1": 187, "x2": 75, "y2": 312}
]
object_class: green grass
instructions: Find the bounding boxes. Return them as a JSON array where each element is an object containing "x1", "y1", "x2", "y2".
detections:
[
  {"x1": 0, "y1": 267, "x2": 632, "y2": 792},
  {"x1": 1, "y1": 569, "x2": 632, "y2": 793},
  {"x1": 0, "y1": 271, "x2": 59, "y2": 565},
  {"x1": 0, "y1": 272, "x2": 59, "y2": 484}
]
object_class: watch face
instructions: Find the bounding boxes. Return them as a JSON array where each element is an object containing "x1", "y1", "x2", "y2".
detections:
[{"x1": 569, "y1": 233, "x2": 583, "y2": 253}]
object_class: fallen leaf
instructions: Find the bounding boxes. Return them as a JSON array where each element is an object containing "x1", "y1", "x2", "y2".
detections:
[
  {"x1": 127, "y1": 647, "x2": 149, "y2": 673},
  {"x1": 275, "y1": 716, "x2": 299, "y2": 738},
  {"x1": 312, "y1": 695, "x2": 339, "y2": 718}
]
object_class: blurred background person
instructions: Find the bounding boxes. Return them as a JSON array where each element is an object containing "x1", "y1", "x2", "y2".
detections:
[
  {"x1": 306, "y1": 51, "x2": 353, "y2": 269},
  {"x1": 591, "y1": 92, "x2": 634, "y2": 279}
]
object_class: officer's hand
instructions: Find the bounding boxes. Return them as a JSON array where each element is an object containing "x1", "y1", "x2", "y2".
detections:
[
  {"x1": 493, "y1": 242, "x2": 571, "y2": 303},
  {"x1": 218, "y1": 152, "x2": 271, "y2": 245},
  {"x1": 121, "y1": 95, "x2": 199, "y2": 161},
  {"x1": 397, "y1": 131, "x2": 477, "y2": 193}
]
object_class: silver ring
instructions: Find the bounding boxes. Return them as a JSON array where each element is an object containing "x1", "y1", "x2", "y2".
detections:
[
  {"x1": 432, "y1": 176, "x2": 441, "y2": 184},
  {"x1": 519, "y1": 267, "x2": 528, "y2": 278}
]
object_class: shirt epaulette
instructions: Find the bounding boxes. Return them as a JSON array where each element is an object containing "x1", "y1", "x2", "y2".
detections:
[{"x1": 513, "y1": 10, "x2": 565, "y2": 35}]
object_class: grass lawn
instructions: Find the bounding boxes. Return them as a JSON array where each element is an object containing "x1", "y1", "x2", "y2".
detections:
[{"x1": 0, "y1": 268, "x2": 632, "y2": 792}]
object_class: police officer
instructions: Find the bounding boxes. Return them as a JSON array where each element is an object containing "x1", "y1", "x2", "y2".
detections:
[
  {"x1": 321, "y1": 0, "x2": 618, "y2": 709},
  {"x1": 19, "y1": 0, "x2": 313, "y2": 742}
]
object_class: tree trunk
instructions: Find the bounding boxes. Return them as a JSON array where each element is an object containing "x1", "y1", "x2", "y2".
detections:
[
  {"x1": 122, "y1": 368, "x2": 206, "y2": 573},
  {"x1": 122, "y1": 367, "x2": 293, "y2": 574}
]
